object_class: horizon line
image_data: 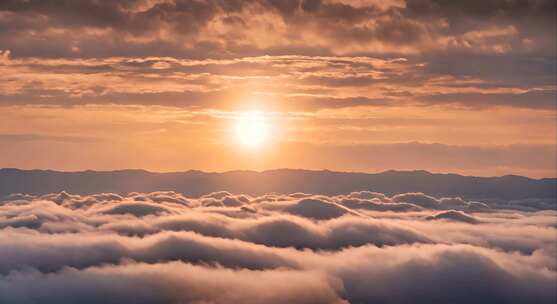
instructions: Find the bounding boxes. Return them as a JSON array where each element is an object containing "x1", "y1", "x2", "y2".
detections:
[{"x1": 1, "y1": 167, "x2": 555, "y2": 181}]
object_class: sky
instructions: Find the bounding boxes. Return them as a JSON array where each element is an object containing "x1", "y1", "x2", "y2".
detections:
[{"x1": 0, "y1": 0, "x2": 556, "y2": 177}]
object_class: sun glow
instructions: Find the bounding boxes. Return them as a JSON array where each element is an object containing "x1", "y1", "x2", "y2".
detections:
[{"x1": 235, "y1": 111, "x2": 269, "y2": 149}]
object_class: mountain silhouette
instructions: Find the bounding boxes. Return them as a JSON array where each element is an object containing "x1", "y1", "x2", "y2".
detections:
[{"x1": 1, "y1": 168, "x2": 555, "y2": 200}]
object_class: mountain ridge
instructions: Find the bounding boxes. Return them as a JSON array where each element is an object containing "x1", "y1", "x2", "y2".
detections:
[
  {"x1": 1, "y1": 168, "x2": 555, "y2": 200},
  {"x1": 1, "y1": 167, "x2": 552, "y2": 180}
]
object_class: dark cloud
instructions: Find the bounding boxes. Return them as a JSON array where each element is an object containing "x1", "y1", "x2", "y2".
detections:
[
  {"x1": 0, "y1": 0, "x2": 554, "y2": 59},
  {"x1": 330, "y1": 244, "x2": 556, "y2": 304},
  {"x1": 418, "y1": 90, "x2": 557, "y2": 110},
  {"x1": 0, "y1": 261, "x2": 344, "y2": 304},
  {"x1": 0, "y1": 1, "x2": 553, "y2": 112}
]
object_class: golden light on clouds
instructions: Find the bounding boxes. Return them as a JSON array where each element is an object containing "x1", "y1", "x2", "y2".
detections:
[
  {"x1": 0, "y1": 0, "x2": 554, "y2": 177},
  {"x1": 0, "y1": 1, "x2": 555, "y2": 303}
]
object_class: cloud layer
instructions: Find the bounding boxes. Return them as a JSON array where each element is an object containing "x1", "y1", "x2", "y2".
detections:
[
  {"x1": 1, "y1": 189, "x2": 555, "y2": 303},
  {"x1": 0, "y1": 0, "x2": 555, "y2": 110},
  {"x1": 1, "y1": 0, "x2": 554, "y2": 58},
  {"x1": 0, "y1": 1, "x2": 555, "y2": 177}
]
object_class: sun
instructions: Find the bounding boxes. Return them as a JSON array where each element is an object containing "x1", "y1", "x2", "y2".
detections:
[{"x1": 234, "y1": 111, "x2": 269, "y2": 149}]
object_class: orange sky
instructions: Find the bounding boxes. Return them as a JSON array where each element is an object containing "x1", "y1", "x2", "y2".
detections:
[{"x1": 0, "y1": 0, "x2": 555, "y2": 177}]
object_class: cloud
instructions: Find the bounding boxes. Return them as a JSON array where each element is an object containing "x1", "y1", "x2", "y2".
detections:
[
  {"x1": 0, "y1": 1, "x2": 554, "y2": 114},
  {"x1": 0, "y1": 54, "x2": 554, "y2": 111},
  {"x1": 321, "y1": 244, "x2": 556, "y2": 304},
  {"x1": 97, "y1": 201, "x2": 175, "y2": 217},
  {"x1": 418, "y1": 90, "x2": 557, "y2": 110},
  {"x1": 0, "y1": 0, "x2": 553, "y2": 58},
  {"x1": 283, "y1": 198, "x2": 358, "y2": 219},
  {"x1": 393, "y1": 192, "x2": 443, "y2": 209},
  {"x1": 0, "y1": 189, "x2": 556, "y2": 303},
  {"x1": 340, "y1": 198, "x2": 422, "y2": 212},
  {"x1": 425, "y1": 210, "x2": 480, "y2": 224},
  {"x1": 0, "y1": 261, "x2": 346, "y2": 304}
]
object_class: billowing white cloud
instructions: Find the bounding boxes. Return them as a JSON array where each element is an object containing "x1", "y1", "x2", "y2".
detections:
[{"x1": 0, "y1": 190, "x2": 555, "y2": 303}]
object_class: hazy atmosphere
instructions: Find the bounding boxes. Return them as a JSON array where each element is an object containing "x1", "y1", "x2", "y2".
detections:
[
  {"x1": 0, "y1": 1, "x2": 556, "y2": 303},
  {"x1": 0, "y1": 0, "x2": 555, "y2": 177}
]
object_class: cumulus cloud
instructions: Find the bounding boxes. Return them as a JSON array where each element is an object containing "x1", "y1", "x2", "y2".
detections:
[
  {"x1": 283, "y1": 198, "x2": 358, "y2": 220},
  {"x1": 425, "y1": 210, "x2": 480, "y2": 224},
  {"x1": 0, "y1": 189, "x2": 556, "y2": 303}
]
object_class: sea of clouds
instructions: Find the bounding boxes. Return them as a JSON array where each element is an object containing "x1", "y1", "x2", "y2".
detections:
[{"x1": 0, "y1": 190, "x2": 555, "y2": 303}]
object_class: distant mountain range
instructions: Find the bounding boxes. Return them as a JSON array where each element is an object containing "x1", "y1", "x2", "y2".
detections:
[{"x1": 1, "y1": 168, "x2": 555, "y2": 201}]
